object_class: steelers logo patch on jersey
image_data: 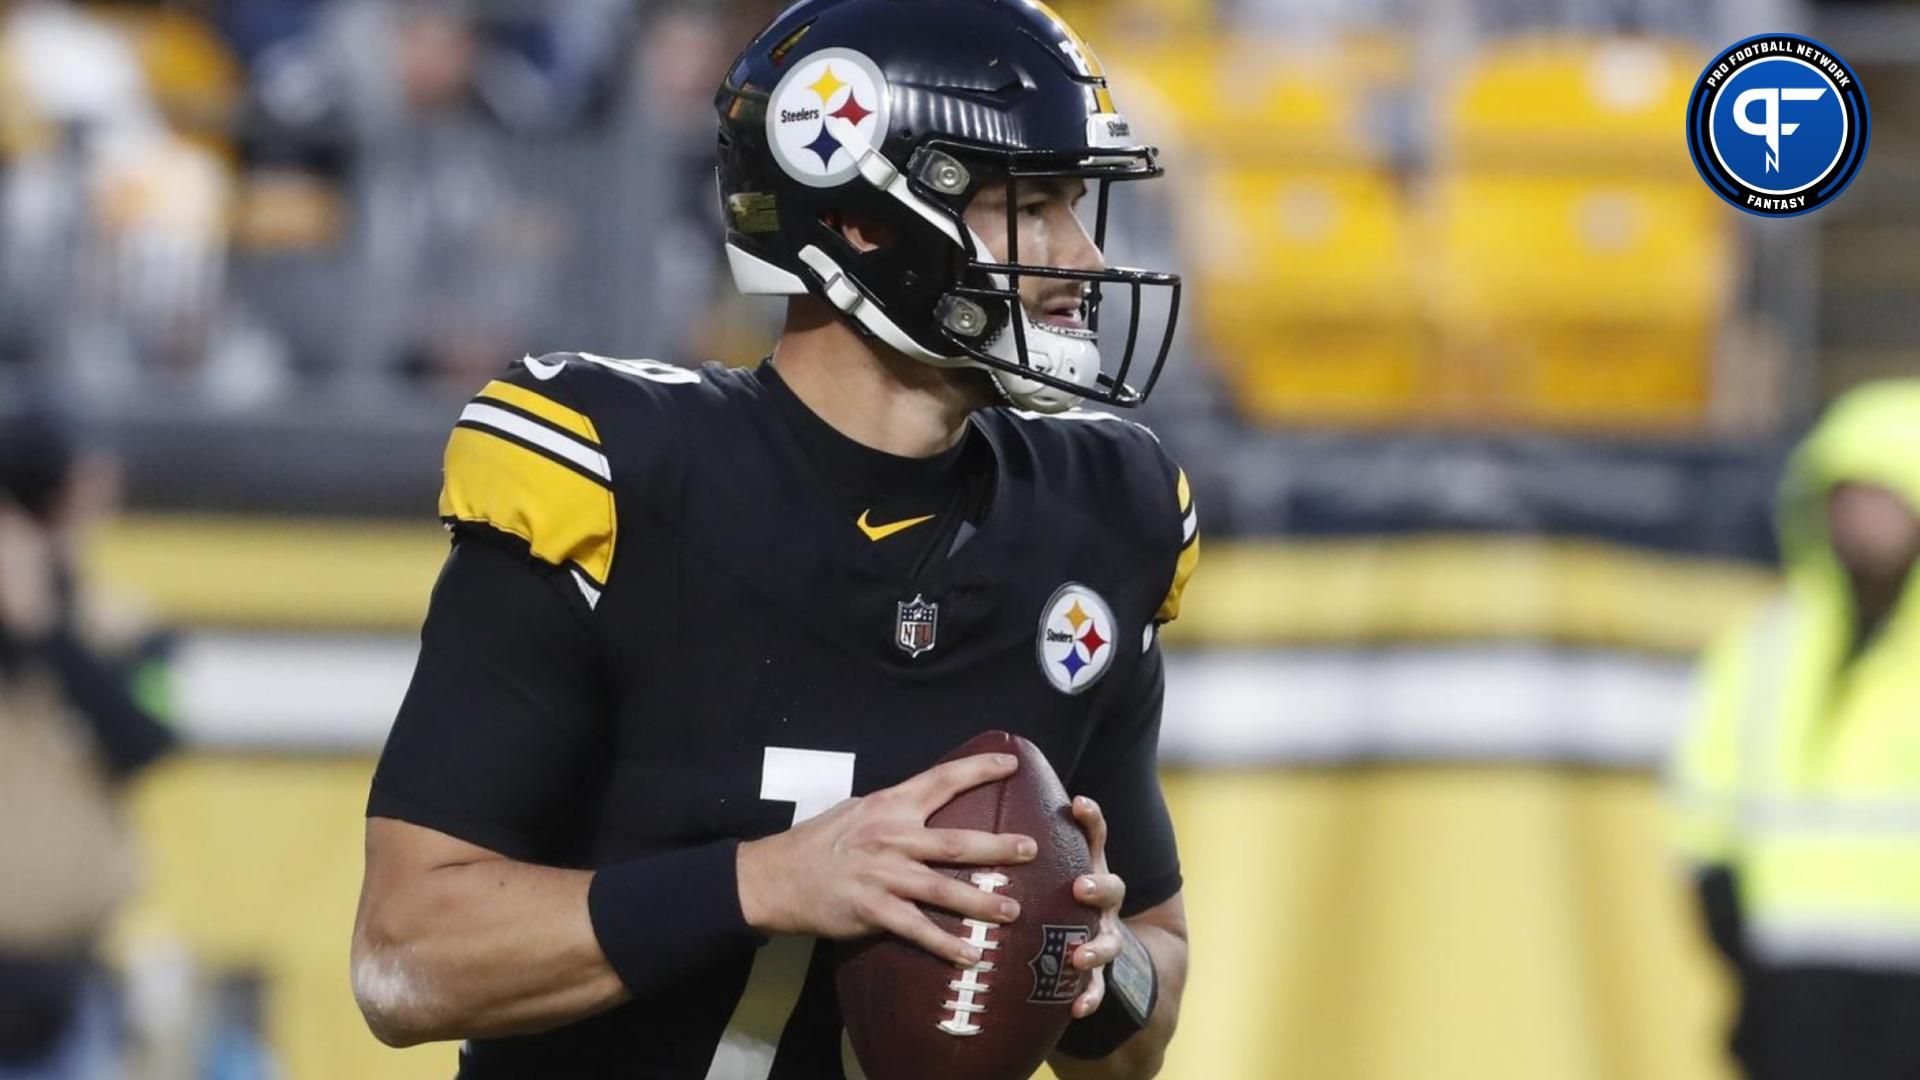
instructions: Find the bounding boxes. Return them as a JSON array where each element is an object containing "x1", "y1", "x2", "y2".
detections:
[
  {"x1": 1036, "y1": 583, "x2": 1117, "y2": 696},
  {"x1": 765, "y1": 47, "x2": 891, "y2": 189}
]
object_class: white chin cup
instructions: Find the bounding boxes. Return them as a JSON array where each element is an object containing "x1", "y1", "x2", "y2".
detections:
[
  {"x1": 983, "y1": 312, "x2": 1099, "y2": 414},
  {"x1": 957, "y1": 225, "x2": 1099, "y2": 414}
]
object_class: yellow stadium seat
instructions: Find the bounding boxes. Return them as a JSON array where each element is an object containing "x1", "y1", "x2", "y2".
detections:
[
  {"x1": 1048, "y1": 0, "x2": 1218, "y2": 42},
  {"x1": 1440, "y1": 35, "x2": 1701, "y2": 174},
  {"x1": 1103, "y1": 38, "x2": 1376, "y2": 163},
  {"x1": 1230, "y1": 325, "x2": 1430, "y2": 426},
  {"x1": 1427, "y1": 172, "x2": 1732, "y2": 328},
  {"x1": 1422, "y1": 36, "x2": 1735, "y2": 430},
  {"x1": 1424, "y1": 172, "x2": 1729, "y2": 429},
  {"x1": 1182, "y1": 165, "x2": 1430, "y2": 424},
  {"x1": 1188, "y1": 165, "x2": 1417, "y2": 330},
  {"x1": 1432, "y1": 324, "x2": 1713, "y2": 430}
]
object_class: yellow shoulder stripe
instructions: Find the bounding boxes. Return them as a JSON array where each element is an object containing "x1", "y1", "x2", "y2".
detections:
[
  {"x1": 438, "y1": 426, "x2": 616, "y2": 586},
  {"x1": 475, "y1": 380, "x2": 601, "y2": 445},
  {"x1": 1158, "y1": 528, "x2": 1200, "y2": 624},
  {"x1": 1161, "y1": 467, "x2": 1199, "y2": 624}
]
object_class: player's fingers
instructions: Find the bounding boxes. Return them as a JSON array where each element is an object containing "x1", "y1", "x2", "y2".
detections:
[
  {"x1": 894, "y1": 867, "x2": 1021, "y2": 926},
  {"x1": 897, "y1": 753, "x2": 1019, "y2": 814},
  {"x1": 891, "y1": 827, "x2": 1037, "y2": 867},
  {"x1": 1074, "y1": 872, "x2": 1126, "y2": 913},
  {"x1": 877, "y1": 896, "x2": 984, "y2": 968},
  {"x1": 1072, "y1": 796, "x2": 1109, "y2": 861},
  {"x1": 1072, "y1": 966, "x2": 1106, "y2": 1018},
  {"x1": 1075, "y1": 924, "x2": 1124, "y2": 970}
]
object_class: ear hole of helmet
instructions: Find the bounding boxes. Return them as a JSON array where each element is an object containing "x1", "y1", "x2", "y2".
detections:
[
  {"x1": 798, "y1": 181, "x2": 1009, "y2": 352},
  {"x1": 821, "y1": 209, "x2": 899, "y2": 254}
]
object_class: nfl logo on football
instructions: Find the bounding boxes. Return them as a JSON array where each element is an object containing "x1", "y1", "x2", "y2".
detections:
[
  {"x1": 896, "y1": 594, "x2": 939, "y2": 657},
  {"x1": 1028, "y1": 924, "x2": 1092, "y2": 1004}
]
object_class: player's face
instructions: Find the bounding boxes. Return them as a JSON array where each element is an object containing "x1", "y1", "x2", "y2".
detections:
[{"x1": 963, "y1": 177, "x2": 1104, "y2": 331}]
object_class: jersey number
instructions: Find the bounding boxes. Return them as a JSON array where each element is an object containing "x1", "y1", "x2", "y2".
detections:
[
  {"x1": 702, "y1": 747, "x2": 861, "y2": 1080},
  {"x1": 759, "y1": 747, "x2": 856, "y2": 825}
]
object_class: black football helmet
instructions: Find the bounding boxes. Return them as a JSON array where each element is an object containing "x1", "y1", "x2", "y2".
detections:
[{"x1": 715, "y1": 0, "x2": 1181, "y2": 412}]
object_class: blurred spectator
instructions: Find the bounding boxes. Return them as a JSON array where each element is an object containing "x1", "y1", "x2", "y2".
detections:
[
  {"x1": 0, "y1": 0, "x2": 278, "y2": 406},
  {"x1": 237, "y1": 0, "x2": 638, "y2": 389},
  {"x1": 0, "y1": 392, "x2": 177, "y2": 1080},
  {"x1": 1669, "y1": 381, "x2": 1920, "y2": 1079}
]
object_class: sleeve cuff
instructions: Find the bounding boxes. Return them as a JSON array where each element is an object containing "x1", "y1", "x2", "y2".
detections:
[
  {"x1": 589, "y1": 840, "x2": 769, "y2": 998},
  {"x1": 365, "y1": 784, "x2": 547, "y2": 863},
  {"x1": 1119, "y1": 867, "x2": 1182, "y2": 919}
]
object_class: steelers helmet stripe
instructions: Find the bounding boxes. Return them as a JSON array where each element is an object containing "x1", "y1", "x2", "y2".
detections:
[
  {"x1": 457, "y1": 402, "x2": 611, "y2": 482},
  {"x1": 475, "y1": 379, "x2": 601, "y2": 445}
]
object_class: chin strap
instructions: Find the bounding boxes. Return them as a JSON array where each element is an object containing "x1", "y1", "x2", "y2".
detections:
[{"x1": 795, "y1": 244, "x2": 969, "y2": 370}]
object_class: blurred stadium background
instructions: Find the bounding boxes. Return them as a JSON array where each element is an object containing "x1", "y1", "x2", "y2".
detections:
[{"x1": 1, "y1": 0, "x2": 1916, "y2": 1076}]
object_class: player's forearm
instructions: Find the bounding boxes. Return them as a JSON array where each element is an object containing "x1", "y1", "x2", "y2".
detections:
[
  {"x1": 352, "y1": 858, "x2": 629, "y2": 1046},
  {"x1": 1049, "y1": 919, "x2": 1188, "y2": 1080}
]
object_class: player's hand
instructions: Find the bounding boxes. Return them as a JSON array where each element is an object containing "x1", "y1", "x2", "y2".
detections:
[
  {"x1": 1066, "y1": 795, "x2": 1127, "y2": 1018},
  {"x1": 736, "y1": 752, "x2": 1037, "y2": 966}
]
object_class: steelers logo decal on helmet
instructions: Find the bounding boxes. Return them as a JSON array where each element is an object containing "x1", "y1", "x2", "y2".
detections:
[
  {"x1": 1037, "y1": 584, "x2": 1117, "y2": 695},
  {"x1": 766, "y1": 47, "x2": 891, "y2": 189},
  {"x1": 1686, "y1": 33, "x2": 1869, "y2": 217}
]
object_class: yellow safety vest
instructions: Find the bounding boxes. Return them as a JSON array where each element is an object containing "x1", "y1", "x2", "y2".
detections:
[{"x1": 1669, "y1": 380, "x2": 1920, "y2": 969}]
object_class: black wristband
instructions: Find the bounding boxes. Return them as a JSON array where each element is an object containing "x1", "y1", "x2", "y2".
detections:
[
  {"x1": 1054, "y1": 924, "x2": 1158, "y2": 1061},
  {"x1": 588, "y1": 840, "x2": 769, "y2": 998}
]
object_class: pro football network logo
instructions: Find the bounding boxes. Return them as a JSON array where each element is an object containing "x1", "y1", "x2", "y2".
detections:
[
  {"x1": 1027, "y1": 924, "x2": 1091, "y2": 1005},
  {"x1": 1036, "y1": 584, "x2": 1117, "y2": 695},
  {"x1": 765, "y1": 47, "x2": 891, "y2": 189},
  {"x1": 896, "y1": 594, "x2": 938, "y2": 658},
  {"x1": 1686, "y1": 33, "x2": 1869, "y2": 217}
]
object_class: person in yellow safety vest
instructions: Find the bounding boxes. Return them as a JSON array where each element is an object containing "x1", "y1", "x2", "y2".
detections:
[{"x1": 1669, "y1": 380, "x2": 1920, "y2": 1080}]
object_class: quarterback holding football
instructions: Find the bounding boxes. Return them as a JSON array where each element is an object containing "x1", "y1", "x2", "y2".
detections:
[{"x1": 351, "y1": 1, "x2": 1196, "y2": 1076}]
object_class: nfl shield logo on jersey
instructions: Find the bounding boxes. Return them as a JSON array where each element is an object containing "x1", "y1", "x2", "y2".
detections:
[{"x1": 896, "y1": 594, "x2": 939, "y2": 657}]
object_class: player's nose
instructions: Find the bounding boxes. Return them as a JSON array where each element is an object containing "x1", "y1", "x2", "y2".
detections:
[{"x1": 1057, "y1": 209, "x2": 1105, "y2": 275}]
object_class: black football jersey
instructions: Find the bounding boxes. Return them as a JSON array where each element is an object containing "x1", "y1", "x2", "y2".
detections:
[{"x1": 369, "y1": 353, "x2": 1199, "y2": 1078}]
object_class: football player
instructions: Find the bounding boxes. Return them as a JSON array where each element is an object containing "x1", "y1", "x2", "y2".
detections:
[{"x1": 352, "y1": 1, "x2": 1196, "y2": 1077}]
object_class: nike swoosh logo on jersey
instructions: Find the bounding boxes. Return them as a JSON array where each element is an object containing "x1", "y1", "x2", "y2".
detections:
[{"x1": 857, "y1": 510, "x2": 936, "y2": 542}]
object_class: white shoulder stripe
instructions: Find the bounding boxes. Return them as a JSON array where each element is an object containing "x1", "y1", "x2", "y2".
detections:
[
  {"x1": 570, "y1": 569, "x2": 603, "y2": 610},
  {"x1": 1182, "y1": 507, "x2": 1198, "y2": 543},
  {"x1": 460, "y1": 402, "x2": 612, "y2": 482}
]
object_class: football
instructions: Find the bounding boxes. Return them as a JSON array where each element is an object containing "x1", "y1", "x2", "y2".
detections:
[{"x1": 837, "y1": 731, "x2": 1096, "y2": 1080}]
